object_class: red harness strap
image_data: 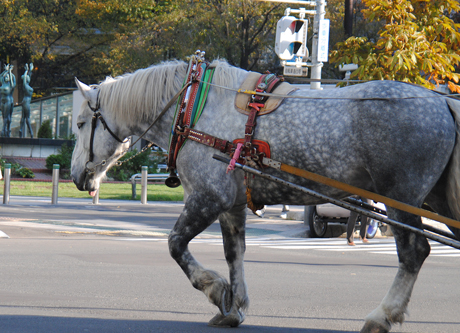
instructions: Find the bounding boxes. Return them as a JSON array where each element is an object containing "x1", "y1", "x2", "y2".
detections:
[
  {"x1": 180, "y1": 127, "x2": 232, "y2": 153},
  {"x1": 175, "y1": 72, "x2": 283, "y2": 211},
  {"x1": 242, "y1": 73, "x2": 283, "y2": 166},
  {"x1": 168, "y1": 61, "x2": 206, "y2": 171},
  {"x1": 180, "y1": 127, "x2": 271, "y2": 160},
  {"x1": 176, "y1": 72, "x2": 283, "y2": 166}
]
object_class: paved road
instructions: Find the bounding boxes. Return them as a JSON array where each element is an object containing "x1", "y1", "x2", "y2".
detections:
[
  {"x1": 0, "y1": 196, "x2": 309, "y2": 239},
  {"x1": 0, "y1": 197, "x2": 459, "y2": 332}
]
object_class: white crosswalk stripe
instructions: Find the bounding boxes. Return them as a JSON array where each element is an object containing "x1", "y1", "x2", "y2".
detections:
[
  {"x1": 244, "y1": 238, "x2": 460, "y2": 257},
  {"x1": 121, "y1": 237, "x2": 460, "y2": 258}
]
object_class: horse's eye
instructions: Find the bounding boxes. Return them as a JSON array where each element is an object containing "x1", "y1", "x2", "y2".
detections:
[{"x1": 77, "y1": 122, "x2": 85, "y2": 129}]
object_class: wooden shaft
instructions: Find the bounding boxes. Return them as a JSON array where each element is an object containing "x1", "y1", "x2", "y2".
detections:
[{"x1": 278, "y1": 162, "x2": 460, "y2": 230}]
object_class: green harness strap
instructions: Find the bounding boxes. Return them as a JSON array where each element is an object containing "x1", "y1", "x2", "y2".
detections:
[
  {"x1": 192, "y1": 66, "x2": 215, "y2": 127},
  {"x1": 168, "y1": 64, "x2": 216, "y2": 161}
]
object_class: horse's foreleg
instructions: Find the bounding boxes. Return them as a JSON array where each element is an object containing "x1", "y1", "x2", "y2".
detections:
[
  {"x1": 361, "y1": 209, "x2": 430, "y2": 333},
  {"x1": 208, "y1": 202, "x2": 249, "y2": 327},
  {"x1": 168, "y1": 193, "x2": 235, "y2": 324}
]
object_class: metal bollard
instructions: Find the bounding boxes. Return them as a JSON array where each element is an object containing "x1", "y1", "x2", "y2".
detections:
[
  {"x1": 3, "y1": 164, "x2": 11, "y2": 205},
  {"x1": 92, "y1": 188, "x2": 100, "y2": 204},
  {"x1": 141, "y1": 166, "x2": 148, "y2": 204},
  {"x1": 51, "y1": 164, "x2": 59, "y2": 204}
]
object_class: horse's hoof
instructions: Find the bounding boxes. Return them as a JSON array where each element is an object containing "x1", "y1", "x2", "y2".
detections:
[
  {"x1": 360, "y1": 320, "x2": 390, "y2": 333},
  {"x1": 208, "y1": 309, "x2": 245, "y2": 327}
]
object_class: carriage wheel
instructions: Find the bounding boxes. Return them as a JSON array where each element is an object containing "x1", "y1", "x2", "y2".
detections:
[
  {"x1": 305, "y1": 206, "x2": 328, "y2": 238},
  {"x1": 366, "y1": 219, "x2": 379, "y2": 239}
]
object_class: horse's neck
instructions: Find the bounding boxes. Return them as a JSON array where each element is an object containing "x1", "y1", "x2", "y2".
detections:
[
  {"x1": 120, "y1": 61, "x2": 246, "y2": 151},
  {"x1": 137, "y1": 106, "x2": 176, "y2": 150},
  {"x1": 126, "y1": 81, "x2": 185, "y2": 150}
]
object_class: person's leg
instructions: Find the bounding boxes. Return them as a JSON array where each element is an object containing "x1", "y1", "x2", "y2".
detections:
[
  {"x1": 360, "y1": 214, "x2": 369, "y2": 243},
  {"x1": 346, "y1": 211, "x2": 358, "y2": 245}
]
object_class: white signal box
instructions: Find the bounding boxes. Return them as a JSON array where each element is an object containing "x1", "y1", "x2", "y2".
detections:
[{"x1": 275, "y1": 16, "x2": 308, "y2": 60}]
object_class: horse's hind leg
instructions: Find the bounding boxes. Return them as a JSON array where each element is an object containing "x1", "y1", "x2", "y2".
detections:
[
  {"x1": 168, "y1": 191, "x2": 239, "y2": 326},
  {"x1": 208, "y1": 202, "x2": 249, "y2": 327},
  {"x1": 361, "y1": 208, "x2": 430, "y2": 333}
]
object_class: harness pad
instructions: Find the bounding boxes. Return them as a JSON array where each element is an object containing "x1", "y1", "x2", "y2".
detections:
[{"x1": 235, "y1": 72, "x2": 297, "y2": 115}]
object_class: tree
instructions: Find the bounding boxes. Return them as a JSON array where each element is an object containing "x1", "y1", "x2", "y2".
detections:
[
  {"x1": 0, "y1": 1, "x2": 42, "y2": 64},
  {"x1": 0, "y1": 0, "x2": 156, "y2": 96},
  {"x1": 105, "y1": 0, "x2": 285, "y2": 74},
  {"x1": 182, "y1": 0, "x2": 284, "y2": 71},
  {"x1": 330, "y1": 0, "x2": 460, "y2": 92}
]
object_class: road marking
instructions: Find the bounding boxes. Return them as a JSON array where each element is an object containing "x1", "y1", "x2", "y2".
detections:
[
  {"x1": 119, "y1": 236, "x2": 460, "y2": 257},
  {"x1": 246, "y1": 238, "x2": 460, "y2": 257}
]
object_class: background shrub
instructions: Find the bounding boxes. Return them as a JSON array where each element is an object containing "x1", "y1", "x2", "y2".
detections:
[
  {"x1": 37, "y1": 119, "x2": 53, "y2": 138},
  {"x1": 0, "y1": 159, "x2": 35, "y2": 178},
  {"x1": 107, "y1": 147, "x2": 166, "y2": 181},
  {"x1": 46, "y1": 142, "x2": 74, "y2": 170}
]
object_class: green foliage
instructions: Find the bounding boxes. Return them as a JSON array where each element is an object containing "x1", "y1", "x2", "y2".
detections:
[
  {"x1": 10, "y1": 0, "x2": 460, "y2": 93},
  {"x1": 2, "y1": 0, "x2": 287, "y2": 88},
  {"x1": 0, "y1": 159, "x2": 35, "y2": 178},
  {"x1": 1, "y1": 0, "x2": 157, "y2": 95},
  {"x1": 330, "y1": 0, "x2": 460, "y2": 91},
  {"x1": 45, "y1": 142, "x2": 74, "y2": 170},
  {"x1": 104, "y1": 1, "x2": 285, "y2": 74},
  {"x1": 16, "y1": 167, "x2": 35, "y2": 178},
  {"x1": 37, "y1": 119, "x2": 53, "y2": 138},
  {"x1": 0, "y1": 160, "x2": 20, "y2": 175},
  {"x1": 107, "y1": 148, "x2": 164, "y2": 181}
]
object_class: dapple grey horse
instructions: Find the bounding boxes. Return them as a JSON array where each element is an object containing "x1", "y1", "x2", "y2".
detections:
[{"x1": 71, "y1": 60, "x2": 460, "y2": 333}]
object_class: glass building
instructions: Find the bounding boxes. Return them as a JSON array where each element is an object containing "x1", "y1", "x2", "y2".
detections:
[{"x1": 7, "y1": 91, "x2": 73, "y2": 139}]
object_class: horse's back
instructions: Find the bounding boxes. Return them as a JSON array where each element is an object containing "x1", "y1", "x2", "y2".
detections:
[{"x1": 252, "y1": 81, "x2": 455, "y2": 205}]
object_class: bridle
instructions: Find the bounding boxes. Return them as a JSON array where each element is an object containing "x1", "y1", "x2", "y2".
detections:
[
  {"x1": 83, "y1": 82, "x2": 192, "y2": 176},
  {"x1": 85, "y1": 90, "x2": 129, "y2": 175}
]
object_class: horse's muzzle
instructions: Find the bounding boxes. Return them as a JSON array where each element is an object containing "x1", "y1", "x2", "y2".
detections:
[{"x1": 72, "y1": 175, "x2": 86, "y2": 191}]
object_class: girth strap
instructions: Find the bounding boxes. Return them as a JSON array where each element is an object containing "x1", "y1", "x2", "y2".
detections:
[{"x1": 242, "y1": 73, "x2": 284, "y2": 164}]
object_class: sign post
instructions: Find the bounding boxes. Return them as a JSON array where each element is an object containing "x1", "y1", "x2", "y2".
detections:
[{"x1": 309, "y1": 0, "x2": 327, "y2": 90}]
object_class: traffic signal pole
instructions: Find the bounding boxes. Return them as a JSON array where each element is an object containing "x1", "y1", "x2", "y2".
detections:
[
  {"x1": 310, "y1": 0, "x2": 326, "y2": 90},
  {"x1": 259, "y1": 0, "x2": 329, "y2": 90}
]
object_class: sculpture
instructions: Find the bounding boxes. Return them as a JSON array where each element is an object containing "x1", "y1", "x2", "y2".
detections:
[
  {"x1": 0, "y1": 64, "x2": 16, "y2": 137},
  {"x1": 20, "y1": 63, "x2": 34, "y2": 138}
]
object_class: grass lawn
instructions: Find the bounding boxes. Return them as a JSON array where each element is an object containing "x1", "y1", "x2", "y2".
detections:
[{"x1": 2, "y1": 180, "x2": 184, "y2": 201}]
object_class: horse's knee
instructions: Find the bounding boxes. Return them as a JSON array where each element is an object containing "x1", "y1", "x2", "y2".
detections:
[{"x1": 168, "y1": 232, "x2": 186, "y2": 262}]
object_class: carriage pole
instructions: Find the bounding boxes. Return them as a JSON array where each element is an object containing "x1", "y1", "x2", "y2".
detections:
[
  {"x1": 213, "y1": 154, "x2": 460, "y2": 249},
  {"x1": 3, "y1": 164, "x2": 11, "y2": 205}
]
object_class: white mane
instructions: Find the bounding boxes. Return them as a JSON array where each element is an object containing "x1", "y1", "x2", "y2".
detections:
[{"x1": 97, "y1": 59, "x2": 244, "y2": 126}]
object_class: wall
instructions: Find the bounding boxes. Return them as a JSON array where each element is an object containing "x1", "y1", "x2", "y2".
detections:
[{"x1": 0, "y1": 138, "x2": 74, "y2": 158}]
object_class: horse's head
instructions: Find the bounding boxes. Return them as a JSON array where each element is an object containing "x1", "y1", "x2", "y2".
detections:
[{"x1": 71, "y1": 79, "x2": 130, "y2": 196}]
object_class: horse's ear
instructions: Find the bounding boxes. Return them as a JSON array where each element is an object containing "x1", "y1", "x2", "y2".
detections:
[{"x1": 75, "y1": 78, "x2": 98, "y2": 102}]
